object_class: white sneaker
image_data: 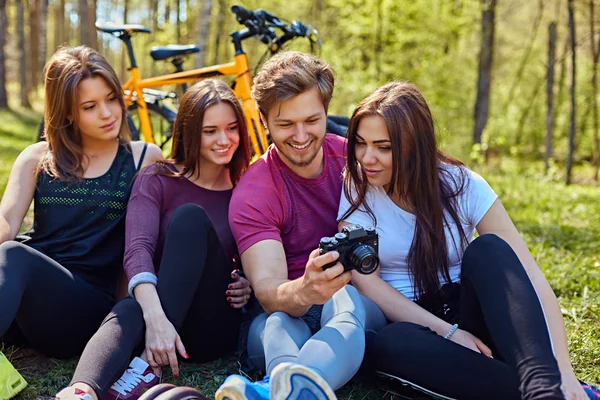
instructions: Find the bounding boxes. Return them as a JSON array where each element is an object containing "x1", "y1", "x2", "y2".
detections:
[{"x1": 104, "y1": 357, "x2": 160, "y2": 400}]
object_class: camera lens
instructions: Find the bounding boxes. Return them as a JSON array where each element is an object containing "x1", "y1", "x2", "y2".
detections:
[{"x1": 347, "y1": 244, "x2": 379, "y2": 274}]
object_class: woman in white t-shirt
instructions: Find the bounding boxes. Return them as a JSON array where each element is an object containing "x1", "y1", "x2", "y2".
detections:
[{"x1": 338, "y1": 81, "x2": 597, "y2": 400}]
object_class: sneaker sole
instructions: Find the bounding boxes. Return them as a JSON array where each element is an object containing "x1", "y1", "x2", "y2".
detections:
[
  {"x1": 214, "y1": 376, "x2": 251, "y2": 400},
  {"x1": 270, "y1": 363, "x2": 337, "y2": 400},
  {"x1": 376, "y1": 371, "x2": 457, "y2": 400}
]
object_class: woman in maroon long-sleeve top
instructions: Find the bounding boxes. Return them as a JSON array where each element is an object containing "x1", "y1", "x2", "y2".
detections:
[{"x1": 56, "y1": 79, "x2": 252, "y2": 400}]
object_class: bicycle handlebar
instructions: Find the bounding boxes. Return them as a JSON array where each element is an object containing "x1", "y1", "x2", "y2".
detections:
[{"x1": 230, "y1": 5, "x2": 321, "y2": 54}]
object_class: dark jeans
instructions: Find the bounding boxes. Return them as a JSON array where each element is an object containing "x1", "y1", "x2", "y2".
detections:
[
  {"x1": 71, "y1": 204, "x2": 243, "y2": 397},
  {"x1": 0, "y1": 241, "x2": 114, "y2": 359},
  {"x1": 366, "y1": 234, "x2": 564, "y2": 400}
]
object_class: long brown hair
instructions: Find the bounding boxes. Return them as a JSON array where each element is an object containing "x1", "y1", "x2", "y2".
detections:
[
  {"x1": 342, "y1": 81, "x2": 468, "y2": 302},
  {"x1": 40, "y1": 45, "x2": 130, "y2": 181},
  {"x1": 156, "y1": 79, "x2": 250, "y2": 185}
]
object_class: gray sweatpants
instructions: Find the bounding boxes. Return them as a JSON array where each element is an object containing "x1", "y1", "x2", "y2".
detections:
[{"x1": 246, "y1": 285, "x2": 386, "y2": 390}]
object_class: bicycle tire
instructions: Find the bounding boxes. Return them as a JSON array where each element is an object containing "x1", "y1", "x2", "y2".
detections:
[
  {"x1": 138, "y1": 384, "x2": 177, "y2": 400},
  {"x1": 153, "y1": 386, "x2": 209, "y2": 400},
  {"x1": 127, "y1": 102, "x2": 177, "y2": 149},
  {"x1": 35, "y1": 115, "x2": 140, "y2": 142}
]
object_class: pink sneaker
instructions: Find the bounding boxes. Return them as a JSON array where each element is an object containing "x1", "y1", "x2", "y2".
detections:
[
  {"x1": 104, "y1": 357, "x2": 160, "y2": 400},
  {"x1": 55, "y1": 386, "x2": 95, "y2": 399}
]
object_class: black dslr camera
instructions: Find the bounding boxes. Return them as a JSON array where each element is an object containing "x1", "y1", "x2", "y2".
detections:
[{"x1": 319, "y1": 224, "x2": 379, "y2": 275}]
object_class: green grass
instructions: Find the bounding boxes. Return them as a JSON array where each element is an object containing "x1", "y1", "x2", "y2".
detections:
[
  {"x1": 1, "y1": 110, "x2": 599, "y2": 399},
  {"x1": 0, "y1": 109, "x2": 41, "y2": 193}
]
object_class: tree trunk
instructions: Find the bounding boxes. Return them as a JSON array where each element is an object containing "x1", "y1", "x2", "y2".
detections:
[
  {"x1": 56, "y1": 0, "x2": 65, "y2": 46},
  {"x1": 61, "y1": 0, "x2": 67, "y2": 44},
  {"x1": 148, "y1": 0, "x2": 159, "y2": 75},
  {"x1": 555, "y1": 38, "x2": 569, "y2": 138},
  {"x1": 17, "y1": 0, "x2": 31, "y2": 107},
  {"x1": 176, "y1": 0, "x2": 181, "y2": 44},
  {"x1": 79, "y1": 0, "x2": 89, "y2": 45},
  {"x1": 0, "y1": 0, "x2": 7, "y2": 109},
  {"x1": 195, "y1": 0, "x2": 212, "y2": 68},
  {"x1": 39, "y1": 0, "x2": 48, "y2": 67},
  {"x1": 545, "y1": 22, "x2": 556, "y2": 171},
  {"x1": 185, "y1": 0, "x2": 192, "y2": 42},
  {"x1": 212, "y1": 0, "x2": 225, "y2": 65},
  {"x1": 120, "y1": 0, "x2": 129, "y2": 81},
  {"x1": 590, "y1": 0, "x2": 600, "y2": 180},
  {"x1": 375, "y1": 0, "x2": 383, "y2": 80},
  {"x1": 473, "y1": 0, "x2": 496, "y2": 144},
  {"x1": 87, "y1": 0, "x2": 98, "y2": 49},
  {"x1": 53, "y1": 1, "x2": 61, "y2": 50},
  {"x1": 566, "y1": 0, "x2": 576, "y2": 185},
  {"x1": 165, "y1": 0, "x2": 171, "y2": 24},
  {"x1": 30, "y1": 0, "x2": 40, "y2": 89}
]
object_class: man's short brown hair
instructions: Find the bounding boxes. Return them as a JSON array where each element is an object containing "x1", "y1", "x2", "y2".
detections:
[{"x1": 251, "y1": 51, "x2": 335, "y2": 118}]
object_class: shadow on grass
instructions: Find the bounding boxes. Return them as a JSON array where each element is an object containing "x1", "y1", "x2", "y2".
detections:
[
  {"x1": 0, "y1": 127, "x2": 38, "y2": 144},
  {"x1": 2, "y1": 108, "x2": 43, "y2": 126},
  {"x1": 3, "y1": 344, "x2": 435, "y2": 400}
]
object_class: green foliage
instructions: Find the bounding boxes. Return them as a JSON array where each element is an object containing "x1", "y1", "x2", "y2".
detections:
[
  {"x1": 1, "y1": 112, "x2": 599, "y2": 398},
  {"x1": 6, "y1": 0, "x2": 600, "y2": 173}
]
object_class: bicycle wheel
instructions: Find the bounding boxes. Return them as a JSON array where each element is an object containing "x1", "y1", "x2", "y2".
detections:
[
  {"x1": 35, "y1": 115, "x2": 140, "y2": 142},
  {"x1": 127, "y1": 102, "x2": 177, "y2": 150}
]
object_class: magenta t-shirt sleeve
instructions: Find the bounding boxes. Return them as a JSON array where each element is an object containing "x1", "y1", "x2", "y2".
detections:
[
  {"x1": 229, "y1": 163, "x2": 284, "y2": 255},
  {"x1": 123, "y1": 168, "x2": 163, "y2": 282}
]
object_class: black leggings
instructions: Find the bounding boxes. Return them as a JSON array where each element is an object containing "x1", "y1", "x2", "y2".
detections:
[
  {"x1": 0, "y1": 241, "x2": 114, "y2": 359},
  {"x1": 366, "y1": 234, "x2": 564, "y2": 400},
  {"x1": 71, "y1": 204, "x2": 243, "y2": 397}
]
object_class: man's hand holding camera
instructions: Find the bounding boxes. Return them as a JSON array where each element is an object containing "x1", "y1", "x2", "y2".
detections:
[
  {"x1": 298, "y1": 224, "x2": 380, "y2": 307},
  {"x1": 298, "y1": 249, "x2": 352, "y2": 306}
]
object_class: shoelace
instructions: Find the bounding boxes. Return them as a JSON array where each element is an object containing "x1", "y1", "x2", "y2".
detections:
[{"x1": 111, "y1": 368, "x2": 144, "y2": 396}]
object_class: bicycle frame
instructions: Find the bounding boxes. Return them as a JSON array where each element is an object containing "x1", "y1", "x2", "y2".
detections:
[{"x1": 122, "y1": 50, "x2": 269, "y2": 155}]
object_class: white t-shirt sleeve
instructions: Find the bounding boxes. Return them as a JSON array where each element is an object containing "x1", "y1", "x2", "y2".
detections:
[
  {"x1": 337, "y1": 182, "x2": 377, "y2": 228},
  {"x1": 460, "y1": 168, "x2": 498, "y2": 227}
]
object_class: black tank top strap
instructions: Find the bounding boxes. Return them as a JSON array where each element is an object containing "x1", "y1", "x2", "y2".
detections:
[{"x1": 136, "y1": 143, "x2": 149, "y2": 172}]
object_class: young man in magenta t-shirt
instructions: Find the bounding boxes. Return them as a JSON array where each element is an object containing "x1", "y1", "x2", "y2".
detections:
[{"x1": 215, "y1": 52, "x2": 369, "y2": 400}]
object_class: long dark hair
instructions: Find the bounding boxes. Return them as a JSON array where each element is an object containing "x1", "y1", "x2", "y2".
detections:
[
  {"x1": 155, "y1": 79, "x2": 250, "y2": 185},
  {"x1": 41, "y1": 46, "x2": 130, "y2": 181},
  {"x1": 342, "y1": 81, "x2": 468, "y2": 302}
]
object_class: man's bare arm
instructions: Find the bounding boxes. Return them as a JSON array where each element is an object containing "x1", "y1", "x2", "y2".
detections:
[{"x1": 241, "y1": 239, "x2": 351, "y2": 317}]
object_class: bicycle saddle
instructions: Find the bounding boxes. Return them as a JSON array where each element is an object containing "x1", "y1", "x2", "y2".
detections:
[
  {"x1": 150, "y1": 45, "x2": 201, "y2": 61},
  {"x1": 95, "y1": 22, "x2": 151, "y2": 35}
]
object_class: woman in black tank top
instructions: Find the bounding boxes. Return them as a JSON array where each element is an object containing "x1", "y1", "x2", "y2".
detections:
[{"x1": 0, "y1": 46, "x2": 161, "y2": 364}]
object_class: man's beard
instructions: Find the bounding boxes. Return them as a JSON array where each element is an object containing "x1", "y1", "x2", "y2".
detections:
[{"x1": 277, "y1": 134, "x2": 324, "y2": 168}]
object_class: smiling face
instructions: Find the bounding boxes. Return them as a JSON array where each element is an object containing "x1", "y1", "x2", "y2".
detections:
[
  {"x1": 199, "y1": 102, "x2": 241, "y2": 166},
  {"x1": 75, "y1": 76, "x2": 123, "y2": 142},
  {"x1": 265, "y1": 86, "x2": 327, "y2": 175},
  {"x1": 354, "y1": 114, "x2": 394, "y2": 188}
]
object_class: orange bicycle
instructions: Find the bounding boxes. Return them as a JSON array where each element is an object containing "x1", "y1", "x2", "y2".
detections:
[{"x1": 95, "y1": 5, "x2": 346, "y2": 156}]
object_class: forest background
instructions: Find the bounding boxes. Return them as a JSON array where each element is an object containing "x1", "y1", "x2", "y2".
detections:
[
  {"x1": 2, "y1": 0, "x2": 600, "y2": 178},
  {"x1": 0, "y1": 0, "x2": 599, "y2": 399}
]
